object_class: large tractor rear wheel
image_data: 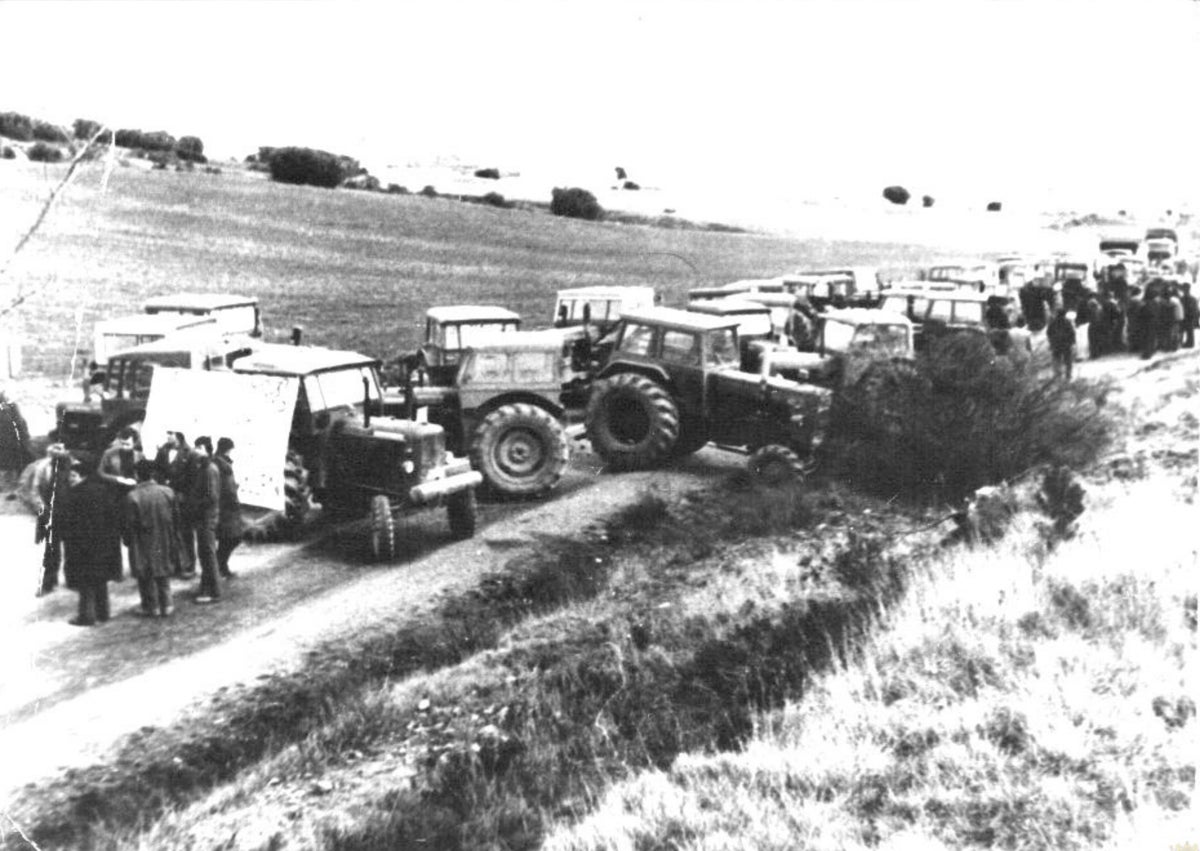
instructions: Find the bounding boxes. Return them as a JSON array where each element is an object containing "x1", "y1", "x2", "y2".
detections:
[
  {"x1": 369, "y1": 494, "x2": 396, "y2": 562},
  {"x1": 471, "y1": 403, "x2": 569, "y2": 497},
  {"x1": 586, "y1": 373, "x2": 679, "y2": 471},
  {"x1": 448, "y1": 487, "x2": 477, "y2": 539}
]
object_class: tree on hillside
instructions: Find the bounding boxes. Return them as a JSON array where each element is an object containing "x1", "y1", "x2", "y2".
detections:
[
  {"x1": 32, "y1": 121, "x2": 70, "y2": 144},
  {"x1": 882, "y1": 185, "x2": 911, "y2": 205},
  {"x1": 551, "y1": 187, "x2": 603, "y2": 221},
  {"x1": 73, "y1": 118, "x2": 103, "y2": 140},
  {"x1": 176, "y1": 135, "x2": 206, "y2": 163},
  {"x1": 0, "y1": 111, "x2": 34, "y2": 142},
  {"x1": 268, "y1": 147, "x2": 348, "y2": 188}
]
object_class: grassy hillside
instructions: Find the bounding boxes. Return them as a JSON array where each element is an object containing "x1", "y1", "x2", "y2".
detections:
[{"x1": 2, "y1": 161, "x2": 947, "y2": 375}]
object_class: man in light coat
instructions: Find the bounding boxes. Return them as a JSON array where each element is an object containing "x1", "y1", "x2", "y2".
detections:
[{"x1": 122, "y1": 458, "x2": 177, "y2": 617}]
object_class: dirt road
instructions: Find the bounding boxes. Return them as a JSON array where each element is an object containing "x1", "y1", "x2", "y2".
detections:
[{"x1": 0, "y1": 441, "x2": 739, "y2": 803}]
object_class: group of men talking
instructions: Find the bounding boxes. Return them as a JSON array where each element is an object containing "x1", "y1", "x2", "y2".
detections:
[{"x1": 29, "y1": 428, "x2": 243, "y2": 625}]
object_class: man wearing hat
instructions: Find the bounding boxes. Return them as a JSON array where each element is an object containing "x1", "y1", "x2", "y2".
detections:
[
  {"x1": 213, "y1": 437, "x2": 243, "y2": 580},
  {"x1": 58, "y1": 457, "x2": 123, "y2": 625}
]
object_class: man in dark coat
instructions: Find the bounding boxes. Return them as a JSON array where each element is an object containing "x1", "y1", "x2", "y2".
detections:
[
  {"x1": 1047, "y1": 308, "x2": 1076, "y2": 380},
  {"x1": 1138, "y1": 293, "x2": 1160, "y2": 359},
  {"x1": 58, "y1": 459, "x2": 123, "y2": 626},
  {"x1": 0, "y1": 391, "x2": 33, "y2": 474},
  {"x1": 1018, "y1": 282, "x2": 1048, "y2": 332},
  {"x1": 189, "y1": 436, "x2": 223, "y2": 603},
  {"x1": 213, "y1": 437, "x2": 243, "y2": 580},
  {"x1": 1100, "y1": 292, "x2": 1124, "y2": 353},
  {"x1": 97, "y1": 426, "x2": 143, "y2": 493},
  {"x1": 1182, "y1": 284, "x2": 1198, "y2": 349},
  {"x1": 123, "y1": 459, "x2": 178, "y2": 617},
  {"x1": 154, "y1": 431, "x2": 196, "y2": 578}
]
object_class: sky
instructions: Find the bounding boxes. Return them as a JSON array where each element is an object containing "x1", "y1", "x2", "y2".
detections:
[{"x1": 4, "y1": 0, "x2": 1199, "y2": 213}]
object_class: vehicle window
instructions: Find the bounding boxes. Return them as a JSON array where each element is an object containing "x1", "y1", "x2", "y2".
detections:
[
  {"x1": 303, "y1": 375, "x2": 326, "y2": 411},
  {"x1": 822, "y1": 319, "x2": 857, "y2": 351},
  {"x1": 472, "y1": 351, "x2": 510, "y2": 382},
  {"x1": 880, "y1": 296, "x2": 910, "y2": 315},
  {"x1": 310, "y1": 367, "x2": 380, "y2": 410},
  {"x1": 708, "y1": 328, "x2": 739, "y2": 367},
  {"x1": 513, "y1": 352, "x2": 549, "y2": 383},
  {"x1": 661, "y1": 330, "x2": 700, "y2": 366},
  {"x1": 458, "y1": 321, "x2": 516, "y2": 348},
  {"x1": 954, "y1": 302, "x2": 985, "y2": 324},
  {"x1": 130, "y1": 363, "x2": 155, "y2": 401},
  {"x1": 852, "y1": 324, "x2": 909, "y2": 356},
  {"x1": 910, "y1": 297, "x2": 930, "y2": 318},
  {"x1": 619, "y1": 322, "x2": 656, "y2": 356},
  {"x1": 736, "y1": 314, "x2": 773, "y2": 338},
  {"x1": 928, "y1": 299, "x2": 953, "y2": 322}
]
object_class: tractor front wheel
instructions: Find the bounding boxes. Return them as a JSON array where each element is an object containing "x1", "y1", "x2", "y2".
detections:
[
  {"x1": 369, "y1": 494, "x2": 396, "y2": 562},
  {"x1": 748, "y1": 444, "x2": 805, "y2": 485},
  {"x1": 586, "y1": 373, "x2": 680, "y2": 470}
]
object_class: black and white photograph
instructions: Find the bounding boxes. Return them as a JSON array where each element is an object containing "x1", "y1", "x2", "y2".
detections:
[{"x1": 0, "y1": 1, "x2": 1197, "y2": 848}]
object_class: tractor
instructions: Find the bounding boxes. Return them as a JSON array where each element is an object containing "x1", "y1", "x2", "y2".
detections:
[
  {"x1": 56, "y1": 329, "x2": 259, "y2": 461},
  {"x1": 396, "y1": 305, "x2": 522, "y2": 386},
  {"x1": 230, "y1": 344, "x2": 481, "y2": 559},
  {"x1": 584, "y1": 307, "x2": 832, "y2": 482},
  {"x1": 404, "y1": 330, "x2": 580, "y2": 497}
]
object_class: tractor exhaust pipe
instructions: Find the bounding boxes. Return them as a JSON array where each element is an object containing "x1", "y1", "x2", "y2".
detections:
[
  {"x1": 362, "y1": 376, "x2": 371, "y2": 428},
  {"x1": 291, "y1": 326, "x2": 303, "y2": 346}
]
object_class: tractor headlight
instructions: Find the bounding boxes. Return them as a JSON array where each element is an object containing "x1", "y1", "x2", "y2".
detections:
[{"x1": 402, "y1": 460, "x2": 415, "y2": 475}]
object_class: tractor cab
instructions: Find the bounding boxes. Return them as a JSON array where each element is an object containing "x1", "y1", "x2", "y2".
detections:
[{"x1": 418, "y1": 305, "x2": 522, "y2": 384}]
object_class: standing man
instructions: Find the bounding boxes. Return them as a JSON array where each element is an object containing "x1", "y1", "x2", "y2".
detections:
[
  {"x1": 20, "y1": 442, "x2": 73, "y2": 595},
  {"x1": 213, "y1": 437, "x2": 243, "y2": 580},
  {"x1": 59, "y1": 458, "x2": 123, "y2": 626},
  {"x1": 1046, "y1": 308, "x2": 1076, "y2": 381},
  {"x1": 189, "y1": 436, "x2": 222, "y2": 603},
  {"x1": 97, "y1": 426, "x2": 143, "y2": 492},
  {"x1": 122, "y1": 459, "x2": 177, "y2": 618},
  {"x1": 154, "y1": 431, "x2": 196, "y2": 578},
  {"x1": 1182, "y1": 283, "x2": 1198, "y2": 349}
]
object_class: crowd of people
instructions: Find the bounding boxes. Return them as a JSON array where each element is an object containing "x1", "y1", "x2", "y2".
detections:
[
  {"x1": 28, "y1": 429, "x2": 243, "y2": 625},
  {"x1": 1016, "y1": 265, "x2": 1198, "y2": 379}
]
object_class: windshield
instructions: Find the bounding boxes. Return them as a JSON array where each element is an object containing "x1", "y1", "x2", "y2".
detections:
[
  {"x1": 558, "y1": 298, "x2": 617, "y2": 324},
  {"x1": 433, "y1": 320, "x2": 518, "y2": 350},
  {"x1": 708, "y1": 328, "x2": 740, "y2": 367},
  {"x1": 304, "y1": 366, "x2": 381, "y2": 411}
]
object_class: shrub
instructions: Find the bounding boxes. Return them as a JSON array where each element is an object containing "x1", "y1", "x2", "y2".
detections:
[
  {"x1": 420, "y1": 185, "x2": 438, "y2": 198},
  {"x1": 622, "y1": 180, "x2": 640, "y2": 190},
  {"x1": 826, "y1": 334, "x2": 1113, "y2": 500},
  {"x1": 615, "y1": 166, "x2": 627, "y2": 180},
  {"x1": 987, "y1": 201, "x2": 1002, "y2": 212},
  {"x1": 480, "y1": 191, "x2": 510, "y2": 208},
  {"x1": 26, "y1": 142, "x2": 64, "y2": 163},
  {"x1": 387, "y1": 184, "x2": 409, "y2": 194},
  {"x1": 114, "y1": 128, "x2": 142, "y2": 148},
  {"x1": 474, "y1": 167, "x2": 501, "y2": 180},
  {"x1": 176, "y1": 135, "x2": 206, "y2": 163},
  {"x1": 882, "y1": 185, "x2": 910, "y2": 205},
  {"x1": 0, "y1": 111, "x2": 34, "y2": 141},
  {"x1": 73, "y1": 118, "x2": 102, "y2": 140},
  {"x1": 922, "y1": 194, "x2": 935, "y2": 208},
  {"x1": 1, "y1": 146, "x2": 14, "y2": 160},
  {"x1": 551, "y1": 186, "x2": 603, "y2": 221},
  {"x1": 268, "y1": 146, "x2": 347, "y2": 188},
  {"x1": 32, "y1": 121, "x2": 69, "y2": 143}
]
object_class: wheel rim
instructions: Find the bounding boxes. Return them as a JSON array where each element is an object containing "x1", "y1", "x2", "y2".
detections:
[
  {"x1": 494, "y1": 427, "x2": 546, "y2": 478},
  {"x1": 608, "y1": 397, "x2": 651, "y2": 445}
]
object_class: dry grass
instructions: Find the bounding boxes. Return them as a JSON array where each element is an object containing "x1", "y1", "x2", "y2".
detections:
[
  {"x1": 543, "y1": 476, "x2": 1197, "y2": 851},
  {"x1": 1, "y1": 161, "x2": 947, "y2": 377}
]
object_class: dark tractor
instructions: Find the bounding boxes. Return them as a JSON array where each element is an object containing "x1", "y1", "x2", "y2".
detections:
[
  {"x1": 585, "y1": 307, "x2": 832, "y2": 482},
  {"x1": 232, "y1": 344, "x2": 481, "y2": 560},
  {"x1": 56, "y1": 331, "x2": 258, "y2": 462},
  {"x1": 405, "y1": 331, "x2": 579, "y2": 498}
]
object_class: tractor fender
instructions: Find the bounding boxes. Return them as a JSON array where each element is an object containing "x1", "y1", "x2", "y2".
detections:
[
  {"x1": 594, "y1": 363, "x2": 673, "y2": 392},
  {"x1": 468, "y1": 391, "x2": 564, "y2": 427}
]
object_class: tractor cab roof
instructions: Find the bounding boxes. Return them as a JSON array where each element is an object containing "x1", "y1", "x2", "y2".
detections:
[
  {"x1": 686, "y1": 298, "x2": 771, "y2": 317},
  {"x1": 463, "y1": 328, "x2": 580, "y2": 353},
  {"x1": 426, "y1": 305, "x2": 521, "y2": 325},
  {"x1": 97, "y1": 313, "x2": 219, "y2": 336},
  {"x1": 555, "y1": 285, "x2": 656, "y2": 299},
  {"x1": 232, "y1": 343, "x2": 379, "y2": 377},
  {"x1": 142, "y1": 293, "x2": 259, "y2": 313},
  {"x1": 621, "y1": 306, "x2": 741, "y2": 333},
  {"x1": 821, "y1": 307, "x2": 913, "y2": 328}
]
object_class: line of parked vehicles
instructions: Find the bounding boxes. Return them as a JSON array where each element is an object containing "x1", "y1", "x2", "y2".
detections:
[{"x1": 53, "y1": 230, "x2": 1194, "y2": 557}]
